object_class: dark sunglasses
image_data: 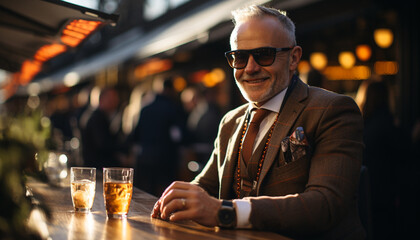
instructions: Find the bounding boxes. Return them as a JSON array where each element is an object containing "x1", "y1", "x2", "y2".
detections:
[{"x1": 224, "y1": 47, "x2": 293, "y2": 69}]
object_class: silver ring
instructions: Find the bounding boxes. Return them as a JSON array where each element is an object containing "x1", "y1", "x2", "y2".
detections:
[{"x1": 181, "y1": 198, "x2": 186, "y2": 208}]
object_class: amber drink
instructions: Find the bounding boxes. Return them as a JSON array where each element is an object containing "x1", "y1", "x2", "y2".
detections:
[
  {"x1": 70, "y1": 167, "x2": 96, "y2": 212},
  {"x1": 103, "y1": 168, "x2": 134, "y2": 219}
]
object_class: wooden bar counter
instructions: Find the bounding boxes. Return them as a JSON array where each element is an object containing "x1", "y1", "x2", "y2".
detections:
[{"x1": 26, "y1": 176, "x2": 291, "y2": 240}]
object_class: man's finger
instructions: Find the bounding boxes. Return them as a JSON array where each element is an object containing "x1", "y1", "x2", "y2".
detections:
[
  {"x1": 150, "y1": 201, "x2": 161, "y2": 218},
  {"x1": 160, "y1": 181, "x2": 191, "y2": 198}
]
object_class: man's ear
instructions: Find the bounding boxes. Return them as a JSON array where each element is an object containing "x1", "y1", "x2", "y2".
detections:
[{"x1": 289, "y1": 46, "x2": 302, "y2": 71}]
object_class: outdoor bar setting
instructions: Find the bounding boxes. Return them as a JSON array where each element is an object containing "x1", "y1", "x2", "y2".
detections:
[{"x1": 0, "y1": 0, "x2": 418, "y2": 239}]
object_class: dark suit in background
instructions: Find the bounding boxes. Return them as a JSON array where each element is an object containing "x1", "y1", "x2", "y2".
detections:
[
  {"x1": 81, "y1": 87, "x2": 121, "y2": 168},
  {"x1": 130, "y1": 92, "x2": 185, "y2": 196}
]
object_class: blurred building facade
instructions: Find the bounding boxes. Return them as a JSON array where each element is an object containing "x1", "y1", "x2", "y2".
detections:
[{"x1": 3, "y1": 0, "x2": 417, "y2": 131}]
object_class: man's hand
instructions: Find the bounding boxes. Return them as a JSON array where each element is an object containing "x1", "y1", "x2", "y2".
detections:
[{"x1": 151, "y1": 181, "x2": 221, "y2": 227}]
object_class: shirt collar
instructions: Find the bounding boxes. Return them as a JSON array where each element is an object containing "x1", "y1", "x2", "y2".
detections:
[{"x1": 247, "y1": 87, "x2": 288, "y2": 114}]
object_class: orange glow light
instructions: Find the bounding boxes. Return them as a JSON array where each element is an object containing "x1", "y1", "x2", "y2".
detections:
[
  {"x1": 61, "y1": 35, "x2": 81, "y2": 47},
  {"x1": 20, "y1": 60, "x2": 42, "y2": 85},
  {"x1": 374, "y1": 28, "x2": 394, "y2": 48},
  {"x1": 61, "y1": 19, "x2": 102, "y2": 47},
  {"x1": 323, "y1": 66, "x2": 371, "y2": 80},
  {"x1": 203, "y1": 68, "x2": 225, "y2": 87},
  {"x1": 355, "y1": 45, "x2": 372, "y2": 61},
  {"x1": 134, "y1": 59, "x2": 173, "y2": 79},
  {"x1": 72, "y1": 19, "x2": 101, "y2": 31},
  {"x1": 11, "y1": 19, "x2": 103, "y2": 87},
  {"x1": 34, "y1": 44, "x2": 67, "y2": 62},
  {"x1": 374, "y1": 61, "x2": 398, "y2": 75},
  {"x1": 62, "y1": 29, "x2": 85, "y2": 39},
  {"x1": 298, "y1": 60, "x2": 311, "y2": 74},
  {"x1": 310, "y1": 52, "x2": 328, "y2": 70},
  {"x1": 338, "y1": 51, "x2": 356, "y2": 69},
  {"x1": 65, "y1": 25, "x2": 91, "y2": 35},
  {"x1": 173, "y1": 76, "x2": 187, "y2": 92},
  {"x1": 190, "y1": 70, "x2": 209, "y2": 83}
]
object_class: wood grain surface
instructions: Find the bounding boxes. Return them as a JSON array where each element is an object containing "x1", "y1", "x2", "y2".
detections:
[{"x1": 26, "y1": 175, "x2": 291, "y2": 240}]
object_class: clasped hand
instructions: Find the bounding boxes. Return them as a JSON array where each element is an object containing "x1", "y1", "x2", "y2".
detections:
[{"x1": 151, "y1": 181, "x2": 221, "y2": 227}]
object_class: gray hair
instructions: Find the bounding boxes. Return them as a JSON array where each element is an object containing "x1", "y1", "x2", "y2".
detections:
[{"x1": 231, "y1": 4, "x2": 296, "y2": 46}]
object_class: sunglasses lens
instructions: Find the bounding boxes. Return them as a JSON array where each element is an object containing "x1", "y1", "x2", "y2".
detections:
[
  {"x1": 225, "y1": 47, "x2": 279, "y2": 69},
  {"x1": 227, "y1": 51, "x2": 248, "y2": 69},
  {"x1": 253, "y1": 48, "x2": 276, "y2": 66}
]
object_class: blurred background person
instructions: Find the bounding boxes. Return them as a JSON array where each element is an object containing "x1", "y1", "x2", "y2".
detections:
[
  {"x1": 78, "y1": 86, "x2": 101, "y2": 134},
  {"x1": 306, "y1": 68, "x2": 325, "y2": 88},
  {"x1": 120, "y1": 84, "x2": 147, "y2": 168},
  {"x1": 412, "y1": 118, "x2": 420, "y2": 161},
  {"x1": 122, "y1": 84, "x2": 146, "y2": 138},
  {"x1": 81, "y1": 87, "x2": 124, "y2": 168},
  {"x1": 67, "y1": 86, "x2": 93, "y2": 166},
  {"x1": 128, "y1": 76, "x2": 186, "y2": 196},
  {"x1": 48, "y1": 93, "x2": 74, "y2": 150},
  {"x1": 71, "y1": 85, "x2": 93, "y2": 133},
  {"x1": 180, "y1": 85, "x2": 222, "y2": 178},
  {"x1": 356, "y1": 79, "x2": 400, "y2": 239}
]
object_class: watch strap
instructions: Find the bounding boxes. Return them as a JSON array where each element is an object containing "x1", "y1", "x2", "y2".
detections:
[{"x1": 222, "y1": 200, "x2": 233, "y2": 207}]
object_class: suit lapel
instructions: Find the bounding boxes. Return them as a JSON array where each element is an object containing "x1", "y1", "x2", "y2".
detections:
[{"x1": 257, "y1": 79, "x2": 309, "y2": 190}]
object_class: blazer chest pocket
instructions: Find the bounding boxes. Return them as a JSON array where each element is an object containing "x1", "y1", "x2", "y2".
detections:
[{"x1": 261, "y1": 156, "x2": 310, "y2": 196}]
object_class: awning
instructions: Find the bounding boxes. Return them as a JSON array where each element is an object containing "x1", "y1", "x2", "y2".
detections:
[
  {"x1": 17, "y1": 0, "x2": 270, "y2": 95},
  {"x1": 0, "y1": 0, "x2": 118, "y2": 100},
  {"x1": 14, "y1": 0, "x2": 319, "y2": 96},
  {"x1": 0, "y1": 0, "x2": 118, "y2": 72}
]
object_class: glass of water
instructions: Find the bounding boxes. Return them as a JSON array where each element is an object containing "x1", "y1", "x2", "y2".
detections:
[{"x1": 70, "y1": 167, "x2": 96, "y2": 212}]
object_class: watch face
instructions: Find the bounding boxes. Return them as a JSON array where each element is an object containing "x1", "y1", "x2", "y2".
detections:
[{"x1": 219, "y1": 208, "x2": 235, "y2": 226}]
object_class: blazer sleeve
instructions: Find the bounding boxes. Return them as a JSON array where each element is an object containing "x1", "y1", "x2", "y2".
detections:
[
  {"x1": 247, "y1": 94, "x2": 364, "y2": 235},
  {"x1": 190, "y1": 148, "x2": 220, "y2": 197}
]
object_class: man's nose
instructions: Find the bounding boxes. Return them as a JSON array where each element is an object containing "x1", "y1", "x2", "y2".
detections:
[{"x1": 244, "y1": 55, "x2": 261, "y2": 73}]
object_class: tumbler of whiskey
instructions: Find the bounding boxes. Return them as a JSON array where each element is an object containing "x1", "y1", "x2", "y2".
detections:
[
  {"x1": 103, "y1": 168, "x2": 134, "y2": 219},
  {"x1": 70, "y1": 167, "x2": 96, "y2": 212}
]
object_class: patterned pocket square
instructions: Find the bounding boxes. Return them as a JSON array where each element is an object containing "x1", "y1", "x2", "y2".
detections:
[{"x1": 281, "y1": 127, "x2": 311, "y2": 164}]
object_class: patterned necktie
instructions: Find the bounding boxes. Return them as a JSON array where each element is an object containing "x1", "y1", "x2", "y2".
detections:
[{"x1": 242, "y1": 108, "x2": 271, "y2": 165}]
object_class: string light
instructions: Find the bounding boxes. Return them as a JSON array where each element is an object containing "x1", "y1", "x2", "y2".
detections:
[
  {"x1": 374, "y1": 28, "x2": 393, "y2": 48},
  {"x1": 355, "y1": 44, "x2": 372, "y2": 61},
  {"x1": 309, "y1": 52, "x2": 328, "y2": 70},
  {"x1": 338, "y1": 51, "x2": 356, "y2": 69}
]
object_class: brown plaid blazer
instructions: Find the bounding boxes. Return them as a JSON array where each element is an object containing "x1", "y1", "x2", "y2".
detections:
[{"x1": 192, "y1": 78, "x2": 366, "y2": 239}]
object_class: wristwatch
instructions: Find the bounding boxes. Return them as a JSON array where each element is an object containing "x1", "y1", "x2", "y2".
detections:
[{"x1": 217, "y1": 200, "x2": 236, "y2": 228}]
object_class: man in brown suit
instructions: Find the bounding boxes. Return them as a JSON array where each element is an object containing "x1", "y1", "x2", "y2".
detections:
[{"x1": 152, "y1": 4, "x2": 365, "y2": 239}]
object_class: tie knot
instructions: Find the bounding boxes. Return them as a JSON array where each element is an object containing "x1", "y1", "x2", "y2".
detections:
[{"x1": 250, "y1": 108, "x2": 270, "y2": 124}]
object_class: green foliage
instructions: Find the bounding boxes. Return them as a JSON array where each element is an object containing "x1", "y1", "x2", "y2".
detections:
[{"x1": 0, "y1": 109, "x2": 51, "y2": 239}]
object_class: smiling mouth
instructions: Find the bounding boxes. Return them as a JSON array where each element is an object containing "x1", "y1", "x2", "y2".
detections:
[{"x1": 244, "y1": 78, "x2": 268, "y2": 84}]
